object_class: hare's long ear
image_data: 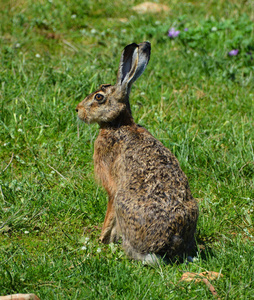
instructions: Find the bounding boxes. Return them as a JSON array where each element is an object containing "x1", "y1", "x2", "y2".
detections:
[{"x1": 116, "y1": 42, "x2": 151, "y2": 97}]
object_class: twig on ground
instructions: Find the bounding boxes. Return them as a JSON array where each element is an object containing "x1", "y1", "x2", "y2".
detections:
[
  {"x1": 239, "y1": 161, "x2": 254, "y2": 173},
  {"x1": 201, "y1": 278, "x2": 220, "y2": 299},
  {"x1": 0, "y1": 294, "x2": 40, "y2": 300},
  {"x1": 179, "y1": 271, "x2": 223, "y2": 299},
  {"x1": 62, "y1": 39, "x2": 78, "y2": 52},
  {"x1": 47, "y1": 164, "x2": 67, "y2": 180},
  {"x1": 0, "y1": 210, "x2": 20, "y2": 230},
  {"x1": 0, "y1": 185, "x2": 4, "y2": 200},
  {"x1": 2, "y1": 153, "x2": 14, "y2": 173},
  {"x1": 77, "y1": 122, "x2": 80, "y2": 139}
]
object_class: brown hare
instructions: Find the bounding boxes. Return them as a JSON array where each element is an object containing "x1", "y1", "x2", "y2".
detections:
[{"x1": 76, "y1": 42, "x2": 199, "y2": 263}]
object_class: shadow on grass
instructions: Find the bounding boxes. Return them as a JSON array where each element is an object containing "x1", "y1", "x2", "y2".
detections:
[{"x1": 195, "y1": 235, "x2": 217, "y2": 262}]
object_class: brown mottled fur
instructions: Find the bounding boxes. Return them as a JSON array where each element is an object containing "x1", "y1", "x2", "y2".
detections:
[{"x1": 76, "y1": 42, "x2": 199, "y2": 262}]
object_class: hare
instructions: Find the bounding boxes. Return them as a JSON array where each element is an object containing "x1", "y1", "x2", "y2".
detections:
[{"x1": 76, "y1": 42, "x2": 199, "y2": 263}]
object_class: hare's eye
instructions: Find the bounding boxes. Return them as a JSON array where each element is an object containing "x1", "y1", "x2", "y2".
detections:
[{"x1": 94, "y1": 93, "x2": 105, "y2": 103}]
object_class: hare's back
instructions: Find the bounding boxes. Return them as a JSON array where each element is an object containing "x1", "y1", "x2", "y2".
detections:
[
  {"x1": 121, "y1": 126, "x2": 190, "y2": 202},
  {"x1": 114, "y1": 127, "x2": 198, "y2": 252}
]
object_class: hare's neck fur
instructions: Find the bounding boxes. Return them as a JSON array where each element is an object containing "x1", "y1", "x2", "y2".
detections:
[{"x1": 99, "y1": 107, "x2": 134, "y2": 129}]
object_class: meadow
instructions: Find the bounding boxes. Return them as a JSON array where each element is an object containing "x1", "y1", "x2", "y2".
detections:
[{"x1": 0, "y1": 0, "x2": 253, "y2": 299}]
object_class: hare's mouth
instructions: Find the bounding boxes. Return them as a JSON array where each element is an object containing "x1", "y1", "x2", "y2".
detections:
[
  {"x1": 76, "y1": 112, "x2": 88, "y2": 123},
  {"x1": 76, "y1": 106, "x2": 89, "y2": 123},
  {"x1": 79, "y1": 116, "x2": 90, "y2": 124}
]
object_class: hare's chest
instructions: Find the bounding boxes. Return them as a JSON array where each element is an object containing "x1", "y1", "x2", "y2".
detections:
[{"x1": 93, "y1": 135, "x2": 123, "y2": 192}]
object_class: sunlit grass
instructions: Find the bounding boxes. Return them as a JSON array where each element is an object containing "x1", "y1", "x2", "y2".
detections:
[{"x1": 0, "y1": 0, "x2": 253, "y2": 299}]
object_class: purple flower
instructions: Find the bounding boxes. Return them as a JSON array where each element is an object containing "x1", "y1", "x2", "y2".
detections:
[
  {"x1": 168, "y1": 28, "x2": 180, "y2": 38},
  {"x1": 184, "y1": 28, "x2": 188, "y2": 31},
  {"x1": 228, "y1": 49, "x2": 239, "y2": 56}
]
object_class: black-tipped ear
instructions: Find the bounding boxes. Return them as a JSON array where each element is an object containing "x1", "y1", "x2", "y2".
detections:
[
  {"x1": 117, "y1": 43, "x2": 139, "y2": 86},
  {"x1": 116, "y1": 42, "x2": 151, "y2": 95}
]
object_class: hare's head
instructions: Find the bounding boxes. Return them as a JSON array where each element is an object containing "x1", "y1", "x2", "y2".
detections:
[{"x1": 76, "y1": 42, "x2": 151, "y2": 126}]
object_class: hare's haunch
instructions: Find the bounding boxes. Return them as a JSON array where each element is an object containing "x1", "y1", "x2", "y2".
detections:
[{"x1": 76, "y1": 42, "x2": 199, "y2": 262}]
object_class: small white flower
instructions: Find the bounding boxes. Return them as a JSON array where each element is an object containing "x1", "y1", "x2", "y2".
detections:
[
  {"x1": 35, "y1": 53, "x2": 41, "y2": 58},
  {"x1": 4, "y1": 143, "x2": 7, "y2": 146},
  {"x1": 71, "y1": 14, "x2": 77, "y2": 19},
  {"x1": 140, "y1": 92, "x2": 145, "y2": 96},
  {"x1": 97, "y1": 247, "x2": 101, "y2": 253},
  {"x1": 81, "y1": 246, "x2": 87, "y2": 250},
  {"x1": 211, "y1": 27, "x2": 217, "y2": 32},
  {"x1": 109, "y1": 243, "x2": 117, "y2": 252},
  {"x1": 155, "y1": 21, "x2": 160, "y2": 25},
  {"x1": 24, "y1": 231, "x2": 29, "y2": 234},
  {"x1": 15, "y1": 43, "x2": 21, "y2": 48},
  {"x1": 18, "y1": 128, "x2": 23, "y2": 133},
  {"x1": 91, "y1": 29, "x2": 96, "y2": 34}
]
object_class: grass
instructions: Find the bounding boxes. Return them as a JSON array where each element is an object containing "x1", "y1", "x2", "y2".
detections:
[{"x1": 0, "y1": 0, "x2": 254, "y2": 299}]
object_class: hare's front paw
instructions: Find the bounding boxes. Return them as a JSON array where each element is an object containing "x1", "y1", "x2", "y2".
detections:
[
  {"x1": 100, "y1": 225, "x2": 120, "y2": 244},
  {"x1": 99, "y1": 232, "x2": 110, "y2": 244}
]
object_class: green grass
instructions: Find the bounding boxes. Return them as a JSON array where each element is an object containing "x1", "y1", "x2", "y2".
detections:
[{"x1": 0, "y1": 0, "x2": 254, "y2": 299}]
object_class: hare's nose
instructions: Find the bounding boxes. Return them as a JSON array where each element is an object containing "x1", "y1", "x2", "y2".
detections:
[{"x1": 75, "y1": 105, "x2": 79, "y2": 112}]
